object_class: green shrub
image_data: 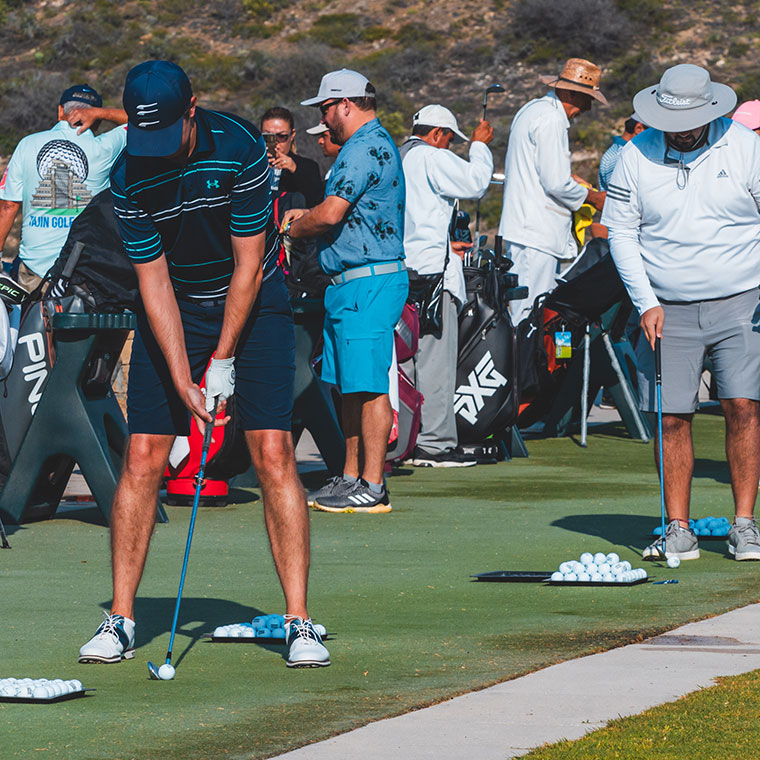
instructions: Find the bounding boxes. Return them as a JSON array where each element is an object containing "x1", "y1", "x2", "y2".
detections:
[
  {"x1": 0, "y1": 71, "x2": 67, "y2": 153},
  {"x1": 511, "y1": 0, "x2": 634, "y2": 59},
  {"x1": 307, "y1": 13, "x2": 366, "y2": 49},
  {"x1": 360, "y1": 26, "x2": 391, "y2": 42}
]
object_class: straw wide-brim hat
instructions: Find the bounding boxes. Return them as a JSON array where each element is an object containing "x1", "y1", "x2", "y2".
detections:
[
  {"x1": 541, "y1": 58, "x2": 608, "y2": 105},
  {"x1": 633, "y1": 64, "x2": 737, "y2": 132}
]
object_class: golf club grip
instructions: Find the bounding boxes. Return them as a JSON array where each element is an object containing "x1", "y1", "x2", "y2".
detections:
[
  {"x1": 654, "y1": 337, "x2": 662, "y2": 383},
  {"x1": 202, "y1": 398, "x2": 219, "y2": 453}
]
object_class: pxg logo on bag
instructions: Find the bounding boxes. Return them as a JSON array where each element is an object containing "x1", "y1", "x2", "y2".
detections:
[{"x1": 453, "y1": 351, "x2": 508, "y2": 426}]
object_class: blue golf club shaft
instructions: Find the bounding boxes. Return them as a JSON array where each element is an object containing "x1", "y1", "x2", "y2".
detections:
[
  {"x1": 163, "y1": 399, "x2": 218, "y2": 665},
  {"x1": 655, "y1": 337, "x2": 666, "y2": 556}
]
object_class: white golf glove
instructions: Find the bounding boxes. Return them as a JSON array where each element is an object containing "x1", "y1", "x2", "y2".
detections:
[{"x1": 205, "y1": 357, "x2": 235, "y2": 412}]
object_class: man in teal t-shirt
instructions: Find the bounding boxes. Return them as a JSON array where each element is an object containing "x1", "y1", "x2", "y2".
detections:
[
  {"x1": 0, "y1": 84, "x2": 127, "y2": 291},
  {"x1": 283, "y1": 69, "x2": 407, "y2": 515}
]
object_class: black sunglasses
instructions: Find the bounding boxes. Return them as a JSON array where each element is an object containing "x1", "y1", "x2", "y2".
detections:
[
  {"x1": 262, "y1": 131, "x2": 293, "y2": 143},
  {"x1": 319, "y1": 99, "x2": 343, "y2": 116}
]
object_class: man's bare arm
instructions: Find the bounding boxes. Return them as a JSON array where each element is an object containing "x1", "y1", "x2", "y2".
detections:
[
  {"x1": 0, "y1": 200, "x2": 21, "y2": 251},
  {"x1": 133, "y1": 255, "x2": 211, "y2": 425},
  {"x1": 67, "y1": 107, "x2": 128, "y2": 134},
  {"x1": 282, "y1": 195, "x2": 351, "y2": 239},
  {"x1": 216, "y1": 231, "x2": 266, "y2": 359}
]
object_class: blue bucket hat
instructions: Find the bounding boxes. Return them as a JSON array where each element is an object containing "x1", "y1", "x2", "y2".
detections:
[{"x1": 123, "y1": 61, "x2": 192, "y2": 157}]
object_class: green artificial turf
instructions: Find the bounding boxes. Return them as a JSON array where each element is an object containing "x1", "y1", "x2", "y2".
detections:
[
  {"x1": 1, "y1": 412, "x2": 758, "y2": 759},
  {"x1": 523, "y1": 668, "x2": 760, "y2": 759}
]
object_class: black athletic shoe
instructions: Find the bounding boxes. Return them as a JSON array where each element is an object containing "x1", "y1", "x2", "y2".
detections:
[
  {"x1": 410, "y1": 446, "x2": 477, "y2": 468},
  {"x1": 313, "y1": 479, "x2": 392, "y2": 513}
]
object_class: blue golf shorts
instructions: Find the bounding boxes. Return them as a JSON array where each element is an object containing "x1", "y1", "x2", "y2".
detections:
[
  {"x1": 321, "y1": 269, "x2": 408, "y2": 394},
  {"x1": 127, "y1": 268, "x2": 295, "y2": 435}
]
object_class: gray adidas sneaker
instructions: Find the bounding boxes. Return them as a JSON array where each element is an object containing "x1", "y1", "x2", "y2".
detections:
[
  {"x1": 306, "y1": 476, "x2": 353, "y2": 508},
  {"x1": 728, "y1": 517, "x2": 760, "y2": 560},
  {"x1": 643, "y1": 520, "x2": 700, "y2": 560}
]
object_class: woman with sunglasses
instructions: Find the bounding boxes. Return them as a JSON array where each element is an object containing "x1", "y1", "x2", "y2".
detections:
[{"x1": 260, "y1": 106, "x2": 324, "y2": 207}]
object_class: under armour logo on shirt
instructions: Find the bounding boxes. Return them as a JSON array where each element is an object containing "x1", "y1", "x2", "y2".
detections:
[
  {"x1": 207, "y1": 179, "x2": 220, "y2": 189},
  {"x1": 717, "y1": 169, "x2": 728, "y2": 179}
]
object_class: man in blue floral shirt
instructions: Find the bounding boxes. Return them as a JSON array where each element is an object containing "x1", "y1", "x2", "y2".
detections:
[{"x1": 283, "y1": 69, "x2": 407, "y2": 513}]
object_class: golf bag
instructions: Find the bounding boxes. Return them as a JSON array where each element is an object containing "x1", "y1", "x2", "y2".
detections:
[
  {"x1": 454, "y1": 266, "x2": 519, "y2": 444},
  {"x1": 164, "y1": 360, "x2": 251, "y2": 506},
  {"x1": 387, "y1": 304, "x2": 423, "y2": 464},
  {"x1": 0, "y1": 293, "x2": 86, "y2": 490},
  {"x1": 516, "y1": 239, "x2": 629, "y2": 427},
  {"x1": 274, "y1": 191, "x2": 332, "y2": 300},
  {"x1": 45, "y1": 189, "x2": 138, "y2": 312}
]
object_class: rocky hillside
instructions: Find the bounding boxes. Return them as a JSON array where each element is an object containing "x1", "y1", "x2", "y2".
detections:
[{"x1": 1, "y1": 0, "x2": 758, "y2": 243}]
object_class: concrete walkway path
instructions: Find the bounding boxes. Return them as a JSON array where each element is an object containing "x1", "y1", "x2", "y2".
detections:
[{"x1": 276, "y1": 603, "x2": 760, "y2": 759}]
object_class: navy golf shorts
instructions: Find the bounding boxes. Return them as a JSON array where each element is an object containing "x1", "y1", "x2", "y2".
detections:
[{"x1": 127, "y1": 268, "x2": 295, "y2": 435}]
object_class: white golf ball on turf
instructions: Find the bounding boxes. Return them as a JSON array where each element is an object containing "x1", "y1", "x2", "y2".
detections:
[
  {"x1": 563, "y1": 572, "x2": 578, "y2": 582},
  {"x1": 158, "y1": 664, "x2": 175, "y2": 680},
  {"x1": 314, "y1": 623, "x2": 327, "y2": 637},
  {"x1": 591, "y1": 573, "x2": 603, "y2": 582},
  {"x1": 593, "y1": 552, "x2": 607, "y2": 564},
  {"x1": 667, "y1": 556, "x2": 681, "y2": 568},
  {"x1": 558, "y1": 562, "x2": 573, "y2": 574},
  {"x1": 597, "y1": 563, "x2": 611, "y2": 575},
  {"x1": 578, "y1": 572, "x2": 590, "y2": 582},
  {"x1": 551, "y1": 571, "x2": 563, "y2": 581},
  {"x1": 580, "y1": 552, "x2": 594, "y2": 565},
  {"x1": 606, "y1": 552, "x2": 620, "y2": 565}
]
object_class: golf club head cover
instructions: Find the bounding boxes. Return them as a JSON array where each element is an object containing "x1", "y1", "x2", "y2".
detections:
[{"x1": 205, "y1": 357, "x2": 235, "y2": 411}]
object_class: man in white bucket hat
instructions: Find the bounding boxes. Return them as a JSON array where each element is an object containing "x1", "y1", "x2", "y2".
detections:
[{"x1": 602, "y1": 63, "x2": 760, "y2": 563}]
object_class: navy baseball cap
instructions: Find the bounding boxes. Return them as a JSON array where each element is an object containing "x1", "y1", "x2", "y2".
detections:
[
  {"x1": 59, "y1": 84, "x2": 102, "y2": 108},
  {"x1": 123, "y1": 61, "x2": 192, "y2": 157}
]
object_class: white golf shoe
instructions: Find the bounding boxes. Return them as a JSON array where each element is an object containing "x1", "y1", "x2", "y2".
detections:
[
  {"x1": 285, "y1": 617, "x2": 330, "y2": 668},
  {"x1": 79, "y1": 613, "x2": 136, "y2": 664}
]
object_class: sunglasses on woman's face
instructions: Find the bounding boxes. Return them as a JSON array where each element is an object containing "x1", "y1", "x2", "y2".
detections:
[{"x1": 262, "y1": 131, "x2": 293, "y2": 143}]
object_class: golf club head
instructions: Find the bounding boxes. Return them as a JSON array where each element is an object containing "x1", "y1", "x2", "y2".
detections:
[
  {"x1": 147, "y1": 661, "x2": 161, "y2": 680},
  {"x1": 486, "y1": 83, "x2": 505, "y2": 95}
]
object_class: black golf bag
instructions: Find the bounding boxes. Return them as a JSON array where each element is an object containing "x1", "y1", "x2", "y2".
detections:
[
  {"x1": 454, "y1": 265, "x2": 519, "y2": 443},
  {"x1": 516, "y1": 239, "x2": 629, "y2": 427},
  {"x1": 45, "y1": 188, "x2": 138, "y2": 312}
]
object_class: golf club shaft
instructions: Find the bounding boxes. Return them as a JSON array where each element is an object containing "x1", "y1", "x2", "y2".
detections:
[
  {"x1": 0, "y1": 516, "x2": 10, "y2": 549},
  {"x1": 580, "y1": 324, "x2": 590, "y2": 448},
  {"x1": 655, "y1": 337, "x2": 666, "y2": 552},
  {"x1": 164, "y1": 398, "x2": 218, "y2": 663}
]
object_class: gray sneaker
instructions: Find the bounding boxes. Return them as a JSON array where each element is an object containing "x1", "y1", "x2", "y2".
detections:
[
  {"x1": 306, "y1": 476, "x2": 353, "y2": 508},
  {"x1": 643, "y1": 520, "x2": 700, "y2": 560},
  {"x1": 729, "y1": 517, "x2": 760, "y2": 560}
]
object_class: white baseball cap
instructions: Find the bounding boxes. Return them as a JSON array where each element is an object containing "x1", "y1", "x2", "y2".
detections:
[
  {"x1": 306, "y1": 123, "x2": 329, "y2": 135},
  {"x1": 412, "y1": 105, "x2": 468, "y2": 143},
  {"x1": 301, "y1": 69, "x2": 373, "y2": 106}
]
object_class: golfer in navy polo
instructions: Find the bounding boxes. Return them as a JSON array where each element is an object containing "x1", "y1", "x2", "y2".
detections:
[
  {"x1": 282, "y1": 69, "x2": 407, "y2": 514},
  {"x1": 78, "y1": 61, "x2": 330, "y2": 669}
]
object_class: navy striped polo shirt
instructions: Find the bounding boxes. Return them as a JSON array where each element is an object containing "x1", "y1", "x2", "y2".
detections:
[{"x1": 110, "y1": 107, "x2": 277, "y2": 298}]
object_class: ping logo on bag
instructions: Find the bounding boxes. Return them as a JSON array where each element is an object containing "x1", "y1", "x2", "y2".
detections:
[
  {"x1": 454, "y1": 351, "x2": 508, "y2": 425},
  {"x1": 18, "y1": 332, "x2": 48, "y2": 414}
]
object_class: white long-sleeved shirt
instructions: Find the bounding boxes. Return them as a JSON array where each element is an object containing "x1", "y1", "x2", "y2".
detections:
[
  {"x1": 601, "y1": 118, "x2": 760, "y2": 316},
  {"x1": 402, "y1": 138, "x2": 493, "y2": 305},
  {"x1": 498, "y1": 91, "x2": 587, "y2": 259}
]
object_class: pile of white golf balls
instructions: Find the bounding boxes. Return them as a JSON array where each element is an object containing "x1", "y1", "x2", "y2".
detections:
[
  {"x1": 550, "y1": 552, "x2": 648, "y2": 583},
  {"x1": 213, "y1": 614, "x2": 326, "y2": 639},
  {"x1": 0, "y1": 677, "x2": 83, "y2": 700}
]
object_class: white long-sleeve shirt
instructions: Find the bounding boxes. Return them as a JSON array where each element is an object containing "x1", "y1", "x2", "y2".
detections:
[
  {"x1": 601, "y1": 118, "x2": 760, "y2": 316},
  {"x1": 402, "y1": 138, "x2": 493, "y2": 305},
  {"x1": 498, "y1": 91, "x2": 587, "y2": 259}
]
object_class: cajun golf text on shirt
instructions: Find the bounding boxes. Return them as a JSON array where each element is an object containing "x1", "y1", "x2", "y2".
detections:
[
  {"x1": 0, "y1": 121, "x2": 127, "y2": 277},
  {"x1": 318, "y1": 118, "x2": 405, "y2": 275},
  {"x1": 111, "y1": 108, "x2": 278, "y2": 299}
]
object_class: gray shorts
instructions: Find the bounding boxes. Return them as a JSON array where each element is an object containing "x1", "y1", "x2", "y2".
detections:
[{"x1": 637, "y1": 288, "x2": 760, "y2": 414}]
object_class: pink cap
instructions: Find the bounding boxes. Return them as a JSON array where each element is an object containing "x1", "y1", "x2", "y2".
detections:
[{"x1": 732, "y1": 100, "x2": 760, "y2": 130}]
